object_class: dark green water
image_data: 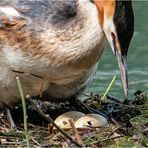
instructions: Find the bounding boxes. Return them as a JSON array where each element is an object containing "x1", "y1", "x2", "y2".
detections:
[{"x1": 87, "y1": 2, "x2": 148, "y2": 99}]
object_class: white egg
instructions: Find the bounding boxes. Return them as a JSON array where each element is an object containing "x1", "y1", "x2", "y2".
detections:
[{"x1": 54, "y1": 111, "x2": 85, "y2": 129}]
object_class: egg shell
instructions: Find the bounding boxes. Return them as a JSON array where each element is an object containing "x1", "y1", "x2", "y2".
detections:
[{"x1": 75, "y1": 114, "x2": 108, "y2": 129}]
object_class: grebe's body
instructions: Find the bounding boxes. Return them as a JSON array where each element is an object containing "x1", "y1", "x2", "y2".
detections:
[
  {"x1": 0, "y1": 0, "x2": 105, "y2": 105},
  {"x1": 0, "y1": 0, "x2": 134, "y2": 106}
]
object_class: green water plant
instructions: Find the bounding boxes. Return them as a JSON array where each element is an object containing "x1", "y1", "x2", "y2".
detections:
[{"x1": 16, "y1": 77, "x2": 30, "y2": 148}]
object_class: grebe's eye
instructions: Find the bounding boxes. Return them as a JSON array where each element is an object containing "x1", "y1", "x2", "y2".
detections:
[{"x1": 111, "y1": 32, "x2": 116, "y2": 40}]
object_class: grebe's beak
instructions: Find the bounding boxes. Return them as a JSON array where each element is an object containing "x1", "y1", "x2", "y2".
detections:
[
  {"x1": 115, "y1": 48, "x2": 128, "y2": 96},
  {"x1": 111, "y1": 33, "x2": 128, "y2": 96}
]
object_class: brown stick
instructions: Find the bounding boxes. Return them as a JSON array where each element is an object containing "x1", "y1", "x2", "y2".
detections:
[{"x1": 69, "y1": 119, "x2": 84, "y2": 146}]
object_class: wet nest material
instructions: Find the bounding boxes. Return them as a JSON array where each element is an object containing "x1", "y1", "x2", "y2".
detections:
[{"x1": 0, "y1": 90, "x2": 148, "y2": 147}]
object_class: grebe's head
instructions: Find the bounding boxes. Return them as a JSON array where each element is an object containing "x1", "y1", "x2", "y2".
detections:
[{"x1": 93, "y1": 0, "x2": 134, "y2": 96}]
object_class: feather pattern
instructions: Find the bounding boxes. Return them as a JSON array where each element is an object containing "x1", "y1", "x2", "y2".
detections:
[{"x1": 0, "y1": 0, "x2": 105, "y2": 106}]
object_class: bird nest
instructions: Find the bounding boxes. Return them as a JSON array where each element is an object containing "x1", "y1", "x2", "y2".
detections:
[{"x1": 0, "y1": 90, "x2": 147, "y2": 147}]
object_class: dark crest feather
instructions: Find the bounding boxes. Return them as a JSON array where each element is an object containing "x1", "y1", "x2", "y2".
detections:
[{"x1": 114, "y1": 0, "x2": 134, "y2": 54}]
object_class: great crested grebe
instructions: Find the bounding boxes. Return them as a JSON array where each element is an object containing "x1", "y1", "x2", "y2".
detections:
[{"x1": 0, "y1": 0, "x2": 134, "y2": 107}]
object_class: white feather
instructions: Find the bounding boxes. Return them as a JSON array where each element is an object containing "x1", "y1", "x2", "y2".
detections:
[{"x1": 0, "y1": 7, "x2": 21, "y2": 17}]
